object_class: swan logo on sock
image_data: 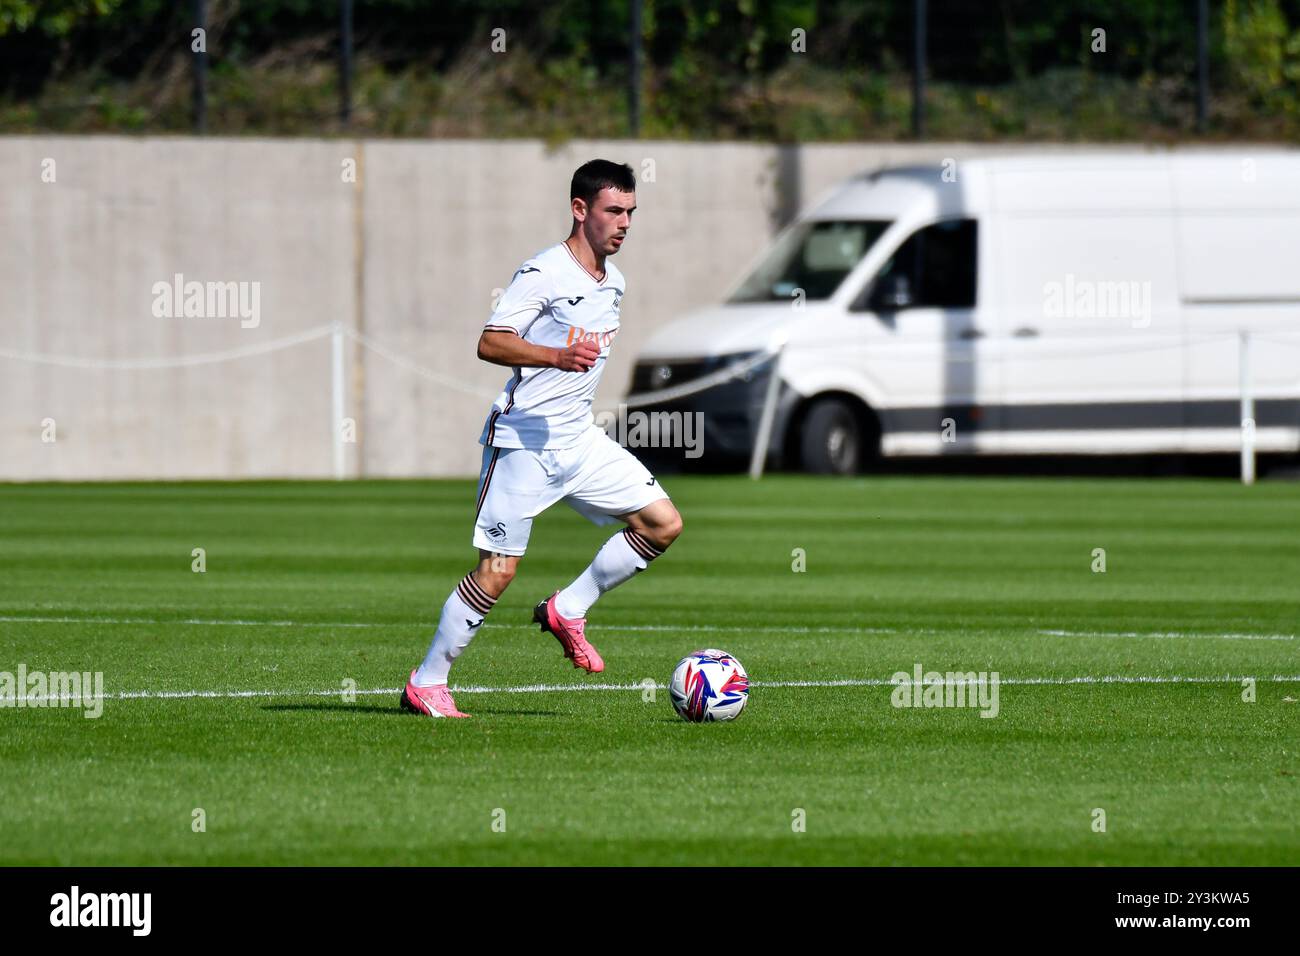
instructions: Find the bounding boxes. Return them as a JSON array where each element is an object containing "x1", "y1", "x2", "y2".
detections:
[{"x1": 466, "y1": 618, "x2": 484, "y2": 629}]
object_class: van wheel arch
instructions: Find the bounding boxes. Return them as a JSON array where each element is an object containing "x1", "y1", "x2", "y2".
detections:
[{"x1": 785, "y1": 393, "x2": 881, "y2": 475}]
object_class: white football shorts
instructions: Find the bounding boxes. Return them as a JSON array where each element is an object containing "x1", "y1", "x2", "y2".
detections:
[{"x1": 472, "y1": 424, "x2": 670, "y2": 556}]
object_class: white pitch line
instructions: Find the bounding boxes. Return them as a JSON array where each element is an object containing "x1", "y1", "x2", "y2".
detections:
[
  {"x1": 11, "y1": 673, "x2": 1300, "y2": 705},
  {"x1": 1040, "y1": 629, "x2": 1294, "y2": 642},
  {"x1": 2, "y1": 615, "x2": 1294, "y2": 641},
  {"x1": 0, "y1": 614, "x2": 902, "y2": 635}
]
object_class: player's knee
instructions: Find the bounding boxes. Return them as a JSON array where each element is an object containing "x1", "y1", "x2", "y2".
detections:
[
  {"x1": 649, "y1": 510, "x2": 683, "y2": 550},
  {"x1": 473, "y1": 561, "x2": 517, "y2": 597}
]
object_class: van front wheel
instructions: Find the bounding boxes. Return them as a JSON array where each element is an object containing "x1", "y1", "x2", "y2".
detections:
[{"x1": 800, "y1": 399, "x2": 863, "y2": 475}]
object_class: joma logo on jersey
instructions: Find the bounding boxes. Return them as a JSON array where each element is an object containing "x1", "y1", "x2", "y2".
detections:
[{"x1": 564, "y1": 326, "x2": 619, "y2": 349}]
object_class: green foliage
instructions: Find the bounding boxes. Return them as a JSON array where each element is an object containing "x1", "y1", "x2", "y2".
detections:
[
  {"x1": 0, "y1": 0, "x2": 123, "y2": 37},
  {"x1": 1, "y1": 0, "x2": 1299, "y2": 138},
  {"x1": 1223, "y1": 0, "x2": 1300, "y2": 119}
]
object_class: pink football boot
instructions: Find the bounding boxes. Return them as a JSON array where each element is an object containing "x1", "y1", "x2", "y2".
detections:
[
  {"x1": 533, "y1": 592, "x2": 605, "y2": 673},
  {"x1": 400, "y1": 671, "x2": 470, "y2": 718}
]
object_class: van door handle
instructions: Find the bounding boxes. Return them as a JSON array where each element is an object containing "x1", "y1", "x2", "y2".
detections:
[
  {"x1": 958, "y1": 328, "x2": 985, "y2": 340},
  {"x1": 1013, "y1": 327, "x2": 1039, "y2": 338}
]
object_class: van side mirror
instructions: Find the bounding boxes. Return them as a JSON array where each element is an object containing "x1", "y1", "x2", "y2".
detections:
[{"x1": 871, "y1": 273, "x2": 913, "y2": 311}]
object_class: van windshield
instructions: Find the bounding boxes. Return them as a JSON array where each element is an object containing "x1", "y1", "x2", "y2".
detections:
[{"x1": 729, "y1": 220, "x2": 891, "y2": 303}]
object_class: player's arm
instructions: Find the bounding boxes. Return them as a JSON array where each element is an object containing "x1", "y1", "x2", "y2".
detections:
[
  {"x1": 477, "y1": 329, "x2": 598, "y2": 372},
  {"x1": 478, "y1": 262, "x2": 597, "y2": 371}
]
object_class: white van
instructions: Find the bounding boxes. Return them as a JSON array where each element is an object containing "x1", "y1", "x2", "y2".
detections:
[{"x1": 627, "y1": 153, "x2": 1300, "y2": 473}]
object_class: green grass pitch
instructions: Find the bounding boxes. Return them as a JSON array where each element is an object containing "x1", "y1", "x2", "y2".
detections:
[{"x1": 1, "y1": 475, "x2": 1296, "y2": 866}]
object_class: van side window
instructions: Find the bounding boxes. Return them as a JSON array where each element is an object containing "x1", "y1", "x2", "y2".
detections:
[
  {"x1": 869, "y1": 219, "x2": 977, "y2": 310},
  {"x1": 729, "y1": 220, "x2": 892, "y2": 304}
]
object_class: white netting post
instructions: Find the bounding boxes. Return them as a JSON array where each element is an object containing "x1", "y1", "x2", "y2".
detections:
[
  {"x1": 1240, "y1": 330, "x2": 1255, "y2": 486},
  {"x1": 332, "y1": 321, "x2": 346, "y2": 480},
  {"x1": 749, "y1": 341, "x2": 787, "y2": 480}
]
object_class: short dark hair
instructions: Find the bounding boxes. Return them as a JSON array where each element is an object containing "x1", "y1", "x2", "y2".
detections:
[{"x1": 570, "y1": 160, "x2": 636, "y2": 210}]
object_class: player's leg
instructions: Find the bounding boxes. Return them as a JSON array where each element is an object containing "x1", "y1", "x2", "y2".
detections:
[
  {"x1": 410, "y1": 549, "x2": 520, "y2": 686},
  {"x1": 402, "y1": 445, "x2": 547, "y2": 717},
  {"x1": 532, "y1": 430, "x2": 679, "y2": 669},
  {"x1": 553, "y1": 496, "x2": 682, "y2": 621},
  {"x1": 616, "y1": 496, "x2": 684, "y2": 553}
]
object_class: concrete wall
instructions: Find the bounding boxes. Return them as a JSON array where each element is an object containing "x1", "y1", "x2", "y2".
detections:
[
  {"x1": 1, "y1": 137, "x2": 357, "y2": 480},
  {"x1": 0, "y1": 136, "x2": 1074, "y2": 480}
]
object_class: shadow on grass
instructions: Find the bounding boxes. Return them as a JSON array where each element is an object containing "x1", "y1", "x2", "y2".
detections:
[
  {"x1": 261, "y1": 702, "x2": 561, "y2": 717},
  {"x1": 262, "y1": 703, "x2": 404, "y2": 715}
]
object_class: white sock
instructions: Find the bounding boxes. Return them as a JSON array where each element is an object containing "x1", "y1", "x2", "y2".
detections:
[
  {"x1": 413, "y1": 572, "x2": 498, "y2": 686},
  {"x1": 555, "y1": 528, "x2": 664, "y2": 619}
]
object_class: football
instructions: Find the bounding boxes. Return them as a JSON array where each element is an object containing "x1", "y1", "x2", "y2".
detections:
[{"x1": 669, "y1": 649, "x2": 749, "y2": 722}]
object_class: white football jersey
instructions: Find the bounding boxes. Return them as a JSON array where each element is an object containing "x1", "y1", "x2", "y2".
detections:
[{"x1": 478, "y1": 241, "x2": 625, "y2": 450}]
